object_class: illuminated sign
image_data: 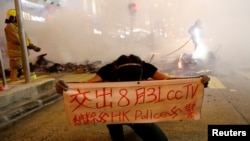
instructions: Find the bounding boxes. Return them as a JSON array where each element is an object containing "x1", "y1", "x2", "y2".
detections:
[{"x1": 22, "y1": 11, "x2": 45, "y2": 22}]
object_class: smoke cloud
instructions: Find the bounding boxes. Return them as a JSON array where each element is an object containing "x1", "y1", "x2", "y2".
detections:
[{"x1": 0, "y1": 0, "x2": 249, "y2": 72}]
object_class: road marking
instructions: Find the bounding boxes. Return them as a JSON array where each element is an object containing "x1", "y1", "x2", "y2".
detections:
[
  {"x1": 63, "y1": 73, "x2": 95, "y2": 82},
  {"x1": 208, "y1": 76, "x2": 226, "y2": 89}
]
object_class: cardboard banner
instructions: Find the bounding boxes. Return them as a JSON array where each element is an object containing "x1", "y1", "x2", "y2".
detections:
[{"x1": 63, "y1": 78, "x2": 204, "y2": 126}]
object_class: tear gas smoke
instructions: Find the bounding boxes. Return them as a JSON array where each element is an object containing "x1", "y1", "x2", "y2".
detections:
[{"x1": 0, "y1": 0, "x2": 249, "y2": 72}]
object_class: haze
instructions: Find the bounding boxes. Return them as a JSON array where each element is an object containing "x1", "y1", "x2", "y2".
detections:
[{"x1": 0, "y1": 0, "x2": 249, "y2": 71}]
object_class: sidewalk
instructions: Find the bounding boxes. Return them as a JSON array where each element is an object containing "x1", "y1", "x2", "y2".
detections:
[
  {"x1": 0, "y1": 72, "x2": 69, "y2": 129},
  {"x1": 0, "y1": 72, "x2": 98, "y2": 129}
]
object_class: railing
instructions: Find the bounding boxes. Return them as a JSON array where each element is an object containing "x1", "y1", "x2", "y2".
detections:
[{"x1": 0, "y1": 49, "x2": 7, "y2": 90}]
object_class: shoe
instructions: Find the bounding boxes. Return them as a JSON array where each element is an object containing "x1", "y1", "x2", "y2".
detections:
[{"x1": 31, "y1": 72, "x2": 37, "y2": 80}]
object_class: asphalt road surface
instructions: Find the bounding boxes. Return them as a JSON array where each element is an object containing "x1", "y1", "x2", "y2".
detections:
[
  {"x1": 0, "y1": 68, "x2": 250, "y2": 141},
  {"x1": 0, "y1": 98, "x2": 209, "y2": 141}
]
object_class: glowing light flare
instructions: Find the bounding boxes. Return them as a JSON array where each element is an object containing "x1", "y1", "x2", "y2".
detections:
[
  {"x1": 193, "y1": 28, "x2": 201, "y2": 39},
  {"x1": 132, "y1": 28, "x2": 141, "y2": 32},
  {"x1": 120, "y1": 34, "x2": 125, "y2": 38},
  {"x1": 93, "y1": 29, "x2": 102, "y2": 35},
  {"x1": 178, "y1": 54, "x2": 183, "y2": 69},
  {"x1": 91, "y1": 0, "x2": 97, "y2": 15},
  {"x1": 125, "y1": 31, "x2": 130, "y2": 35},
  {"x1": 164, "y1": 32, "x2": 168, "y2": 38},
  {"x1": 192, "y1": 44, "x2": 208, "y2": 60}
]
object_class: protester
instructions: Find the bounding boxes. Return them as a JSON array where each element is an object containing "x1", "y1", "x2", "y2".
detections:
[
  {"x1": 55, "y1": 54, "x2": 210, "y2": 141},
  {"x1": 4, "y1": 9, "x2": 41, "y2": 81},
  {"x1": 188, "y1": 19, "x2": 202, "y2": 51}
]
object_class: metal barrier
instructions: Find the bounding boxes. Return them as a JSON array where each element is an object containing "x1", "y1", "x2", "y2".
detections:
[{"x1": 0, "y1": 49, "x2": 8, "y2": 90}]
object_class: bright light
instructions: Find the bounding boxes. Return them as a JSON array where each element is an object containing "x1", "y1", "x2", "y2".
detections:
[
  {"x1": 22, "y1": 12, "x2": 45, "y2": 22},
  {"x1": 132, "y1": 28, "x2": 141, "y2": 32},
  {"x1": 120, "y1": 34, "x2": 125, "y2": 38},
  {"x1": 31, "y1": 15, "x2": 45, "y2": 22},
  {"x1": 178, "y1": 54, "x2": 183, "y2": 69},
  {"x1": 93, "y1": 29, "x2": 102, "y2": 35},
  {"x1": 193, "y1": 27, "x2": 201, "y2": 44},
  {"x1": 192, "y1": 44, "x2": 208, "y2": 60},
  {"x1": 125, "y1": 31, "x2": 130, "y2": 35}
]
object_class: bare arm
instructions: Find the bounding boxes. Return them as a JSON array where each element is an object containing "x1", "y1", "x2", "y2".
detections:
[
  {"x1": 152, "y1": 71, "x2": 179, "y2": 80},
  {"x1": 86, "y1": 74, "x2": 103, "y2": 82}
]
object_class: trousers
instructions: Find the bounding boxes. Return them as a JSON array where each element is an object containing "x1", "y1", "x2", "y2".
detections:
[{"x1": 107, "y1": 123, "x2": 168, "y2": 141}]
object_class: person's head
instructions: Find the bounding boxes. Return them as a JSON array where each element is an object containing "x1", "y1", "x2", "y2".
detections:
[
  {"x1": 114, "y1": 54, "x2": 143, "y2": 81},
  {"x1": 194, "y1": 19, "x2": 201, "y2": 26},
  {"x1": 5, "y1": 9, "x2": 17, "y2": 24}
]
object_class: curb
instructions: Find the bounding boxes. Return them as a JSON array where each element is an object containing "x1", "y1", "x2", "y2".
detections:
[
  {"x1": 0, "y1": 93, "x2": 62, "y2": 129},
  {"x1": 0, "y1": 77, "x2": 61, "y2": 129}
]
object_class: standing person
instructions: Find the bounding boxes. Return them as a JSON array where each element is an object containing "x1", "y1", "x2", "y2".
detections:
[
  {"x1": 188, "y1": 19, "x2": 202, "y2": 51},
  {"x1": 56, "y1": 54, "x2": 210, "y2": 141},
  {"x1": 4, "y1": 9, "x2": 41, "y2": 81}
]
